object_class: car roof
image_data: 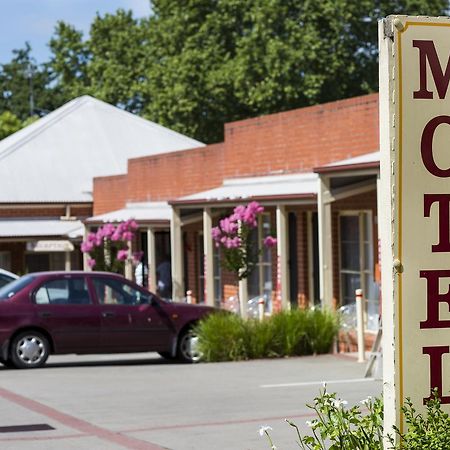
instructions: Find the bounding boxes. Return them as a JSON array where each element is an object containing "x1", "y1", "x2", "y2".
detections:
[{"x1": 25, "y1": 271, "x2": 126, "y2": 278}]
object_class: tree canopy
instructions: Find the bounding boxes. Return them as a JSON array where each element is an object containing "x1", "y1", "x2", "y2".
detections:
[{"x1": 0, "y1": 0, "x2": 447, "y2": 142}]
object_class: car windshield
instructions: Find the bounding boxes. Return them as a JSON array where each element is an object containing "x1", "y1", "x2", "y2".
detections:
[{"x1": 0, "y1": 274, "x2": 35, "y2": 300}]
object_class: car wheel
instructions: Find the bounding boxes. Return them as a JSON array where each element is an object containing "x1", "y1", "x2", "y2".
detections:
[
  {"x1": 177, "y1": 328, "x2": 202, "y2": 363},
  {"x1": 10, "y1": 331, "x2": 49, "y2": 369}
]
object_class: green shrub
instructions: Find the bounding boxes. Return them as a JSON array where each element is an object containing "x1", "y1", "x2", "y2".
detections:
[
  {"x1": 195, "y1": 312, "x2": 248, "y2": 361},
  {"x1": 390, "y1": 391, "x2": 450, "y2": 449},
  {"x1": 196, "y1": 308, "x2": 339, "y2": 362}
]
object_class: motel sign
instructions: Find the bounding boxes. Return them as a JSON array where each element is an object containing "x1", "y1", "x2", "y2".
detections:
[{"x1": 379, "y1": 15, "x2": 450, "y2": 440}]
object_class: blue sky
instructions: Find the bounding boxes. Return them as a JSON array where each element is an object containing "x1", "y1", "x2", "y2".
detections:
[{"x1": 0, "y1": 0, "x2": 152, "y2": 64}]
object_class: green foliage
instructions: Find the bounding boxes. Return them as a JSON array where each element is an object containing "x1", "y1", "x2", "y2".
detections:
[
  {"x1": 195, "y1": 312, "x2": 248, "y2": 361},
  {"x1": 263, "y1": 389, "x2": 450, "y2": 450},
  {"x1": 0, "y1": 43, "x2": 63, "y2": 120},
  {"x1": 265, "y1": 387, "x2": 384, "y2": 449},
  {"x1": 390, "y1": 391, "x2": 450, "y2": 449},
  {"x1": 0, "y1": 111, "x2": 22, "y2": 140},
  {"x1": 196, "y1": 308, "x2": 339, "y2": 362}
]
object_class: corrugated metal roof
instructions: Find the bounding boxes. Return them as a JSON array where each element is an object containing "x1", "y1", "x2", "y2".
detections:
[
  {"x1": 87, "y1": 202, "x2": 171, "y2": 223},
  {"x1": 176, "y1": 172, "x2": 318, "y2": 204},
  {"x1": 0, "y1": 96, "x2": 204, "y2": 203},
  {"x1": 322, "y1": 151, "x2": 380, "y2": 167},
  {"x1": 0, "y1": 220, "x2": 84, "y2": 238}
]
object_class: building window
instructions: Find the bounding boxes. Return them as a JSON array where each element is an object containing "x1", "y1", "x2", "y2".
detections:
[
  {"x1": 339, "y1": 211, "x2": 380, "y2": 330},
  {"x1": 0, "y1": 251, "x2": 11, "y2": 271},
  {"x1": 248, "y1": 213, "x2": 273, "y2": 312}
]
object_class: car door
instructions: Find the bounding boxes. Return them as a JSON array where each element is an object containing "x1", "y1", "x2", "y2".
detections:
[
  {"x1": 91, "y1": 275, "x2": 173, "y2": 352},
  {"x1": 33, "y1": 274, "x2": 101, "y2": 352}
]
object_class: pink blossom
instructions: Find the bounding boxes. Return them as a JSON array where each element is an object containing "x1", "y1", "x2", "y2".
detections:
[
  {"x1": 121, "y1": 231, "x2": 134, "y2": 241},
  {"x1": 219, "y1": 217, "x2": 238, "y2": 235},
  {"x1": 211, "y1": 226, "x2": 222, "y2": 241},
  {"x1": 81, "y1": 241, "x2": 94, "y2": 253},
  {"x1": 230, "y1": 205, "x2": 246, "y2": 222},
  {"x1": 127, "y1": 219, "x2": 138, "y2": 231},
  {"x1": 87, "y1": 232, "x2": 97, "y2": 243},
  {"x1": 87, "y1": 258, "x2": 96, "y2": 268},
  {"x1": 263, "y1": 236, "x2": 277, "y2": 247},
  {"x1": 101, "y1": 223, "x2": 116, "y2": 239},
  {"x1": 117, "y1": 249, "x2": 129, "y2": 261}
]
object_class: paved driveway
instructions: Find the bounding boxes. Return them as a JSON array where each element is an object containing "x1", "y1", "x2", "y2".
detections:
[{"x1": 0, "y1": 353, "x2": 382, "y2": 449}]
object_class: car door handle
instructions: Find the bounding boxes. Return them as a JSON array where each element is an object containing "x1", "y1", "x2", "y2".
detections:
[
  {"x1": 102, "y1": 312, "x2": 116, "y2": 318},
  {"x1": 38, "y1": 312, "x2": 52, "y2": 318}
]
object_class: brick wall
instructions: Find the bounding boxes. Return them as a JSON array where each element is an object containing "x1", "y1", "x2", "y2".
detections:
[
  {"x1": 93, "y1": 174, "x2": 128, "y2": 215},
  {"x1": 125, "y1": 143, "x2": 224, "y2": 203},
  {"x1": 223, "y1": 94, "x2": 379, "y2": 178}
]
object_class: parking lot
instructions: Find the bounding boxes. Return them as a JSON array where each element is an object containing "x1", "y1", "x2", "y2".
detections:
[{"x1": 0, "y1": 353, "x2": 382, "y2": 450}]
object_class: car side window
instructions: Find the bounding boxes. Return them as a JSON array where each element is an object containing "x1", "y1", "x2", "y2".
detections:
[
  {"x1": 93, "y1": 278, "x2": 151, "y2": 305},
  {"x1": 34, "y1": 278, "x2": 91, "y2": 305}
]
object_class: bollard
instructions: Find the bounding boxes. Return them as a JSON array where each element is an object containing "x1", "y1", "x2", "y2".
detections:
[
  {"x1": 186, "y1": 290, "x2": 192, "y2": 304},
  {"x1": 355, "y1": 289, "x2": 365, "y2": 362},
  {"x1": 258, "y1": 297, "x2": 265, "y2": 321}
]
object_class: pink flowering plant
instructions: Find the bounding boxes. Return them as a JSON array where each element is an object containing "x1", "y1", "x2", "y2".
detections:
[
  {"x1": 81, "y1": 219, "x2": 140, "y2": 273},
  {"x1": 212, "y1": 202, "x2": 276, "y2": 280}
]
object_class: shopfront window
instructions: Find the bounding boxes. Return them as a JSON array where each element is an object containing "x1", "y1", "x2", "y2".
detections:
[{"x1": 339, "y1": 211, "x2": 380, "y2": 330}]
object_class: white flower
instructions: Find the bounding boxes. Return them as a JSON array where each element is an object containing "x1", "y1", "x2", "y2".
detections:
[
  {"x1": 306, "y1": 420, "x2": 318, "y2": 428},
  {"x1": 259, "y1": 425, "x2": 273, "y2": 436},
  {"x1": 321, "y1": 381, "x2": 327, "y2": 388},
  {"x1": 360, "y1": 396, "x2": 373, "y2": 406},
  {"x1": 332, "y1": 399, "x2": 348, "y2": 408}
]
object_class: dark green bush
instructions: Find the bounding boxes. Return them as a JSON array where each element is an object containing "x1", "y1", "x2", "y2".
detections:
[{"x1": 196, "y1": 308, "x2": 339, "y2": 362}]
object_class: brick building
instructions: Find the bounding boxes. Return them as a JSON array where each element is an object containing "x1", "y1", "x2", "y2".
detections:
[{"x1": 89, "y1": 93, "x2": 381, "y2": 327}]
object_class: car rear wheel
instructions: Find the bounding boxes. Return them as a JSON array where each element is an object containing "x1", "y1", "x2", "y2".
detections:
[
  {"x1": 10, "y1": 331, "x2": 49, "y2": 369},
  {"x1": 177, "y1": 329, "x2": 202, "y2": 363}
]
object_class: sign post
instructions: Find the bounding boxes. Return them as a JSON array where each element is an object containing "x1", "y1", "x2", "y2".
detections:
[{"x1": 379, "y1": 15, "x2": 450, "y2": 444}]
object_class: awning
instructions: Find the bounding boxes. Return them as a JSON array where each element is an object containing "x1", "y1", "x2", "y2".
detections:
[
  {"x1": 314, "y1": 151, "x2": 380, "y2": 174},
  {"x1": 171, "y1": 172, "x2": 318, "y2": 206},
  {"x1": 86, "y1": 202, "x2": 171, "y2": 224},
  {"x1": 0, "y1": 219, "x2": 84, "y2": 238}
]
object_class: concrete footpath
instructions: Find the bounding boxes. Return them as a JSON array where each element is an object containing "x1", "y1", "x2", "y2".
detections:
[{"x1": 0, "y1": 353, "x2": 381, "y2": 449}]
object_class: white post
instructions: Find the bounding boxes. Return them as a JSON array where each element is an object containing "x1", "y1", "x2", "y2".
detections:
[
  {"x1": 147, "y1": 227, "x2": 157, "y2": 292},
  {"x1": 258, "y1": 297, "x2": 265, "y2": 321},
  {"x1": 276, "y1": 204, "x2": 290, "y2": 310},
  {"x1": 170, "y1": 207, "x2": 184, "y2": 302},
  {"x1": 318, "y1": 175, "x2": 334, "y2": 309},
  {"x1": 203, "y1": 207, "x2": 215, "y2": 307},
  {"x1": 64, "y1": 251, "x2": 71, "y2": 271},
  {"x1": 186, "y1": 290, "x2": 193, "y2": 304},
  {"x1": 124, "y1": 241, "x2": 133, "y2": 280},
  {"x1": 379, "y1": 18, "x2": 397, "y2": 446},
  {"x1": 356, "y1": 289, "x2": 366, "y2": 362},
  {"x1": 238, "y1": 275, "x2": 248, "y2": 319}
]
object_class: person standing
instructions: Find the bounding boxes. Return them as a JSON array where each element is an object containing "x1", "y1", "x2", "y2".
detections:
[{"x1": 156, "y1": 256, "x2": 172, "y2": 299}]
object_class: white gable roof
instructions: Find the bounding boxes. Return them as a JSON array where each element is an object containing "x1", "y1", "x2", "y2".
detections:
[{"x1": 0, "y1": 96, "x2": 204, "y2": 203}]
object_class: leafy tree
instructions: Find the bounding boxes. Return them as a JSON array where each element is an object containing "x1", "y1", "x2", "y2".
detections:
[
  {"x1": 143, "y1": 0, "x2": 447, "y2": 142},
  {"x1": 0, "y1": 111, "x2": 22, "y2": 140},
  {"x1": 0, "y1": 43, "x2": 63, "y2": 120}
]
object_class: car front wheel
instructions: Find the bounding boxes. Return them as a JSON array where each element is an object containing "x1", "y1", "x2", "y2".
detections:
[
  {"x1": 10, "y1": 331, "x2": 49, "y2": 369},
  {"x1": 177, "y1": 329, "x2": 202, "y2": 363}
]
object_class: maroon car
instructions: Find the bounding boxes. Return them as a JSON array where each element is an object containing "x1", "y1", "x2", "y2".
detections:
[{"x1": 0, "y1": 271, "x2": 216, "y2": 369}]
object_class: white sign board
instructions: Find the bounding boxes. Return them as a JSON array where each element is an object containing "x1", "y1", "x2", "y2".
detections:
[
  {"x1": 26, "y1": 240, "x2": 74, "y2": 252},
  {"x1": 380, "y1": 15, "x2": 450, "y2": 437}
]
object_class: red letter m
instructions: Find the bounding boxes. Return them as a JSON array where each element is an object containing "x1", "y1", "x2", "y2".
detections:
[{"x1": 413, "y1": 40, "x2": 450, "y2": 99}]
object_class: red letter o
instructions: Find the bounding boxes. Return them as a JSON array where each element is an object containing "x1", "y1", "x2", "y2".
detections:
[{"x1": 421, "y1": 115, "x2": 450, "y2": 177}]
